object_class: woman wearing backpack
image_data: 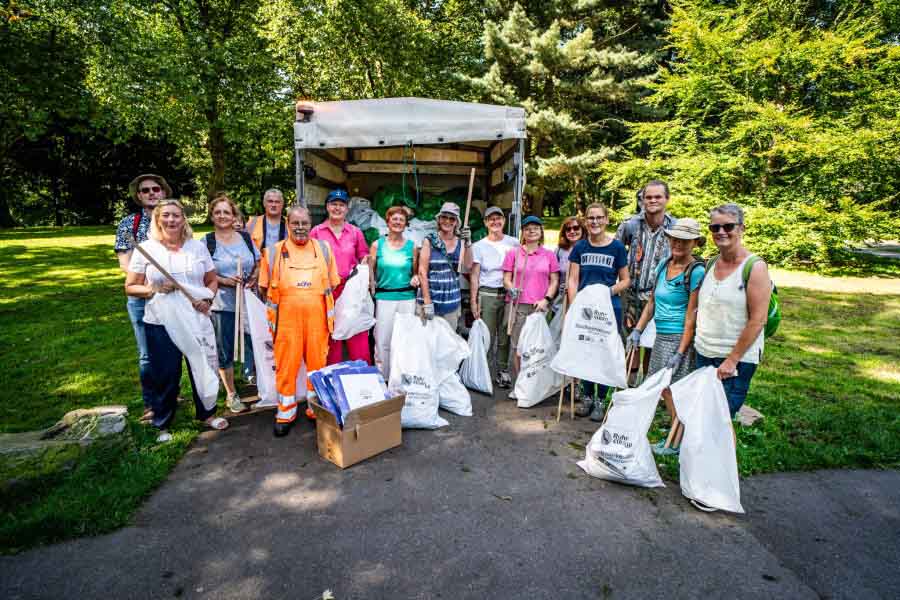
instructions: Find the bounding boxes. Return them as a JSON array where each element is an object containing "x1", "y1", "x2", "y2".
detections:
[
  {"x1": 695, "y1": 203, "x2": 772, "y2": 420},
  {"x1": 370, "y1": 206, "x2": 419, "y2": 382},
  {"x1": 206, "y1": 194, "x2": 261, "y2": 413},
  {"x1": 627, "y1": 218, "x2": 705, "y2": 454}
]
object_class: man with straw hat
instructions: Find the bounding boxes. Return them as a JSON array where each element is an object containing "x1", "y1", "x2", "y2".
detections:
[{"x1": 114, "y1": 173, "x2": 174, "y2": 422}]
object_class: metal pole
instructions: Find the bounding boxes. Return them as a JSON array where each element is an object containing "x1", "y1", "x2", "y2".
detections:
[
  {"x1": 295, "y1": 147, "x2": 306, "y2": 208},
  {"x1": 511, "y1": 137, "x2": 525, "y2": 239}
]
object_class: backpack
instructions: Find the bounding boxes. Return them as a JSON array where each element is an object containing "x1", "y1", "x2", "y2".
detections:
[
  {"x1": 205, "y1": 230, "x2": 256, "y2": 258},
  {"x1": 656, "y1": 255, "x2": 705, "y2": 293},
  {"x1": 705, "y1": 254, "x2": 781, "y2": 338}
]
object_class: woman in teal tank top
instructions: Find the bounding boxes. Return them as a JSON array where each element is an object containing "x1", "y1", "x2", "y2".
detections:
[{"x1": 368, "y1": 207, "x2": 420, "y2": 380}]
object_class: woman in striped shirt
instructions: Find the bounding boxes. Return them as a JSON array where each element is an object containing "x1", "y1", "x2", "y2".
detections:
[{"x1": 417, "y1": 202, "x2": 471, "y2": 331}]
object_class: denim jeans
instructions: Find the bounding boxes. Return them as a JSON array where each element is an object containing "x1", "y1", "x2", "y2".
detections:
[
  {"x1": 210, "y1": 310, "x2": 253, "y2": 372},
  {"x1": 695, "y1": 353, "x2": 758, "y2": 417},
  {"x1": 126, "y1": 297, "x2": 152, "y2": 409}
]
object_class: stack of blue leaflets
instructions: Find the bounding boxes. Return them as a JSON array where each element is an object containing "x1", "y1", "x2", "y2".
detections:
[{"x1": 309, "y1": 361, "x2": 389, "y2": 427}]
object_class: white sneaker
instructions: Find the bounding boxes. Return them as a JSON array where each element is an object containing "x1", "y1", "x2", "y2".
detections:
[{"x1": 227, "y1": 392, "x2": 246, "y2": 413}]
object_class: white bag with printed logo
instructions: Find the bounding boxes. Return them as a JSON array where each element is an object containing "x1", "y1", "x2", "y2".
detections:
[
  {"x1": 459, "y1": 319, "x2": 493, "y2": 395},
  {"x1": 388, "y1": 314, "x2": 448, "y2": 429},
  {"x1": 577, "y1": 368, "x2": 671, "y2": 488},
  {"x1": 332, "y1": 264, "x2": 376, "y2": 340},
  {"x1": 670, "y1": 367, "x2": 745, "y2": 513},
  {"x1": 514, "y1": 313, "x2": 564, "y2": 408},
  {"x1": 550, "y1": 284, "x2": 627, "y2": 389}
]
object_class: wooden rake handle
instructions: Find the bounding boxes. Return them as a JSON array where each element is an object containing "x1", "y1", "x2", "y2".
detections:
[{"x1": 128, "y1": 234, "x2": 198, "y2": 304}]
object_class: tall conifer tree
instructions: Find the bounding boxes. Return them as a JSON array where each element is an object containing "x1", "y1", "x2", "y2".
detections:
[{"x1": 466, "y1": 1, "x2": 661, "y2": 215}]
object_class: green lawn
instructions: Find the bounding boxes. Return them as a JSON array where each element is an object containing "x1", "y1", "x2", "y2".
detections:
[{"x1": 1, "y1": 226, "x2": 898, "y2": 553}]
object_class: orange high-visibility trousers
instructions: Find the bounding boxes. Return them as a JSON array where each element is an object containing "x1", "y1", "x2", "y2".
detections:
[{"x1": 273, "y1": 292, "x2": 330, "y2": 423}]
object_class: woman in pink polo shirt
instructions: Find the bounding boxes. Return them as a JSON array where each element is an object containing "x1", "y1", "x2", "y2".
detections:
[
  {"x1": 502, "y1": 215, "x2": 560, "y2": 385},
  {"x1": 310, "y1": 189, "x2": 371, "y2": 364}
]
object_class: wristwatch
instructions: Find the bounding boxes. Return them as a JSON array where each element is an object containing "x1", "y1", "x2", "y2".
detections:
[{"x1": 544, "y1": 295, "x2": 553, "y2": 303}]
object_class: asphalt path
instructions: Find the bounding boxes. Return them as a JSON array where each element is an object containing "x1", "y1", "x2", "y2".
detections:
[{"x1": 3, "y1": 389, "x2": 898, "y2": 599}]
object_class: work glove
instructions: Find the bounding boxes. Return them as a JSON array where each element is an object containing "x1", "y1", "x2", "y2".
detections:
[
  {"x1": 625, "y1": 329, "x2": 642, "y2": 352},
  {"x1": 666, "y1": 352, "x2": 684, "y2": 371},
  {"x1": 508, "y1": 288, "x2": 521, "y2": 302},
  {"x1": 459, "y1": 226, "x2": 472, "y2": 243},
  {"x1": 421, "y1": 302, "x2": 435, "y2": 321}
]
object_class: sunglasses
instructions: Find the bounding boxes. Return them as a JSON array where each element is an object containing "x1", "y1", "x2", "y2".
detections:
[
  {"x1": 708, "y1": 223, "x2": 739, "y2": 233},
  {"x1": 140, "y1": 185, "x2": 162, "y2": 194},
  {"x1": 564, "y1": 226, "x2": 581, "y2": 232}
]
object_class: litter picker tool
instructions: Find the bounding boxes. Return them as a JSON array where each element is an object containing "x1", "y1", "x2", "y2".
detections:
[
  {"x1": 126, "y1": 232, "x2": 197, "y2": 303},
  {"x1": 458, "y1": 167, "x2": 475, "y2": 270},
  {"x1": 506, "y1": 247, "x2": 529, "y2": 336},
  {"x1": 556, "y1": 295, "x2": 576, "y2": 422},
  {"x1": 234, "y1": 258, "x2": 243, "y2": 364}
]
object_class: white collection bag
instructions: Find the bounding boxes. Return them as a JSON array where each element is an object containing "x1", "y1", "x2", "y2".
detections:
[
  {"x1": 548, "y1": 305, "x2": 564, "y2": 346},
  {"x1": 459, "y1": 319, "x2": 493, "y2": 395},
  {"x1": 577, "y1": 368, "x2": 672, "y2": 488},
  {"x1": 243, "y1": 289, "x2": 277, "y2": 407},
  {"x1": 430, "y1": 317, "x2": 471, "y2": 384},
  {"x1": 670, "y1": 367, "x2": 744, "y2": 513},
  {"x1": 551, "y1": 284, "x2": 627, "y2": 389},
  {"x1": 514, "y1": 313, "x2": 564, "y2": 408},
  {"x1": 640, "y1": 319, "x2": 656, "y2": 348},
  {"x1": 388, "y1": 314, "x2": 448, "y2": 429},
  {"x1": 438, "y1": 372, "x2": 473, "y2": 416},
  {"x1": 149, "y1": 284, "x2": 219, "y2": 410},
  {"x1": 332, "y1": 265, "x2": 376, "y2": 341}
]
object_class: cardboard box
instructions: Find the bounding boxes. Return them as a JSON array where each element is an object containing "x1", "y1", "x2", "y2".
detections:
[{"x1": 311, "y1": 395, "x2": 404, "y2": 469}]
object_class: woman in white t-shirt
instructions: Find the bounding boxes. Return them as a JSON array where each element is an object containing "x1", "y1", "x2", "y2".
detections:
[
  {"x1": 125, "y1": 199, "x2": 228, "y2": 441},
  {"x1": 469, "y1": 206, "x2": 519, "y2": 388}
]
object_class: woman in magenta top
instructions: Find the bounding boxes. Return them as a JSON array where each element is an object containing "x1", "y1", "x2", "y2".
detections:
[
  {"x1": 309, "y1": 189, "x2": 371, "y2": 364},
  {"x1": 502, "y1": 215, "x2": 560, "y2": 386}
]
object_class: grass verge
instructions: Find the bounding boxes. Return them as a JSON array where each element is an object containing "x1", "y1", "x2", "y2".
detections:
[{"x1": 0, "y1": 226, "x2": 215, "y2": 553}]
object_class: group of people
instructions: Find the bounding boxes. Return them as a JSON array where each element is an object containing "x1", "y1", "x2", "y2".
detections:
[{"x1": 115, "y1": 174, "x2": 772, "y2": 459}]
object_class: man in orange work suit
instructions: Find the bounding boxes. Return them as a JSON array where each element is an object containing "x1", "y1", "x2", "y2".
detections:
[{"x1": 259, "y1": 205, "x2": 340, "y2": 437}]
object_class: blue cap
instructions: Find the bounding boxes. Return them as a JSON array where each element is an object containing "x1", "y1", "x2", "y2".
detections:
[
  {"x1": 522, "y1": 215, "x2": 544, "y2": 227},
  {"x1": 326, "y1": 189, "x2": 350, "y2": 204}
]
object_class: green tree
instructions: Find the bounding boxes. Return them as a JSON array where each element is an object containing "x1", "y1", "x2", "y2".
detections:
[
  {"x1": 86, "y1": 0, "x2": 291, "y2": 203},
  {"x1": 258, "y1": 0, "x2": 483, "y2": 101},
  {"x1": 603, "y1": 0, "x2": 900, "y2": 266},
  {"x1": 466, "y1": 1, "x2": 662, "y2": 216}
]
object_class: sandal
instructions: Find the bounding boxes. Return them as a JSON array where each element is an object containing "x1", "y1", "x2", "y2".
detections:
[
  {"x1": 204, "y1": 416, "x2": 229, "y2": 431},
  {"x1": 140, "y1": 409, "x2": 155, "y2": 424}
]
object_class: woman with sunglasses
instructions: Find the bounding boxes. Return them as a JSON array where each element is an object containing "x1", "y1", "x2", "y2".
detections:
[
  {"x1": 553, "y1": 216, "x2": 585, "y2": 311},
  {"x1": 566, "y1": 203, "x2": 630, "y2": 421},
  {"x1": 125, "y1": 199, "x2": 229, "y2": 442},
  {"x1": 694, "y1": 204, "x2": 771, "y2": 419}
]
